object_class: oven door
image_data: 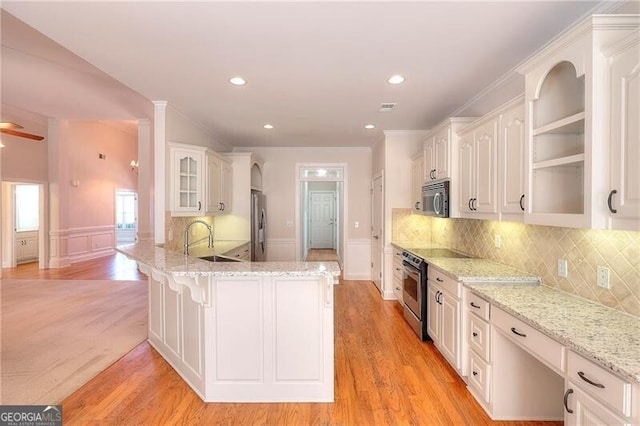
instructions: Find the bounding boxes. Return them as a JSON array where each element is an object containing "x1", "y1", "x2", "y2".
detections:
[{"x1": 402, "y1": 261, "x2": 422, "y2": 320}]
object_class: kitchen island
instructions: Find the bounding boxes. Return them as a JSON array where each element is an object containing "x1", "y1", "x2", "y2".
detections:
[{"x1": 117, "y1": 241, "x2": 341, "y2": 403}]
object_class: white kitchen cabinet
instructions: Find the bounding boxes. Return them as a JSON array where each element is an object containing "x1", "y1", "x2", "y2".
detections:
[
  {"x1": 498, "y1": 97, "x2": 526, "y2": 220},
  {"x1": 564, "y1": 383, "x2": 629, "y2": 426},
  {"x1": 391, "y1": 249, "x2": 404, "y2": 303},
  {"x1": 169, "y1": 142, "x2": 206, "y2": 216},
  {"x1": 223, "y1": 242, "x2": 251, "y2": 261},
  {"x1": 423, "y1": 119, "x2": 475, "y2": 186},
  {"x1": 603, "y1": 29, "x2": 640, "y2": 231},
  {"x1": 457, "y1": 119, "x2": 499, "y2": 220},
  {"x1": 169, "y1": 142, "x2": 233, "y2": 217},
  {"x1": 427, "y1": 267, "x2": 462, "y2": 374},
  {"x1": 16, "y1": 231, "x2": 38, "y2": 263},
  {"x1": 518, "y1": 15, "x2": 639, "y2": 229},
  {"x1": 411, "y1": 153, "x2": 425, "y2": 212},
  {"x1": 206, "y1": 151, "x2": 233, "y2": 215}
]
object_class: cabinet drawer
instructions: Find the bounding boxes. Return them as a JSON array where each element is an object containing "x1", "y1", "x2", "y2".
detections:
[
  {"x1": 567, "y1": 351, "x2": 632, "y2": 418},
  {"x1": 466, "y1": 292, "x2": 490, "y2": 321},
  {"x1": 428, "y1": 267, "x2": 460, "y2": 298},
  {"x1": 224, "y1": 243, "x2": 251, "y2": 260},
  {"x1": 492, "y1": 307, "x2": 565, "y2": 373},
  {"x1": 392, "y1": 258, "x2": 404, "y2": 281},
  {"x1": 468, "y1": 350, "x2": 491, "y2": 404},
  {"x1": 469, "y1": 314, "x2": 490, "y2": 362}
]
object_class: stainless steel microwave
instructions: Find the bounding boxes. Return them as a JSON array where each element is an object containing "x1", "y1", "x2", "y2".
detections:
[{"x1": 421, "y1": 179, "x2": 450, "y2": 218}]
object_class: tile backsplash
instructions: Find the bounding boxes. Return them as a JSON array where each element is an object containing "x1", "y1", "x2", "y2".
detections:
[
  {"x1": 164, "y1": 212, "x2": 215, "y2": 253},
  {"x1": 392, "y1": 208, "x2": 640, "y2": 317}
]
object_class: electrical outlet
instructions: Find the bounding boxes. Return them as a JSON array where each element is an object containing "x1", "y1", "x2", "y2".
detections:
[
  {"x1": 597, "y1": 266, "x2": 610, "y2": 289},
  {"x1": 354, "y1": 221, "x2": 360, "y2": 228},
  {"x1": 168, "y1": 230, "x2": 173, "y2": 241},
  {"x1": 557, "y1": 259, "x2": 568, "y2": 278},
  {"x1": 494, "y1": 234, "x2": 501, "y2": 248}
]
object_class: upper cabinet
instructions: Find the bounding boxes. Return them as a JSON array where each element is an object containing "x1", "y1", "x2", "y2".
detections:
[
  {"x1": 169, "y1": 142, "x2": 232, "y2": 217},
  {"x1": 411, "y1": 153, "x2": 425, "y2": 212},
  {"x1": 423, "y1": 118, "x2": 475, "y2": 183},
  {"x1": 518, "y1": 15, "x2": 639, "y2": 229},
  {"x1": 498, "y1": 97, "x2": 526, "y2": 221},
  {"x1": 603, "y1": 28, "x2": 640, "y2": 231}
]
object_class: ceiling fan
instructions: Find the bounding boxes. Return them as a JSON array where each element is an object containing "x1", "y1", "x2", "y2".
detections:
[{"x1": 0, "y1": 122, "x2": 44, "y2": 141}]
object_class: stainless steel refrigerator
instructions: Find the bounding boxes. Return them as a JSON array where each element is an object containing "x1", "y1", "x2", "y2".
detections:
[{"x1": 251, "y1": 190, "x2": 267, "y2": 261}]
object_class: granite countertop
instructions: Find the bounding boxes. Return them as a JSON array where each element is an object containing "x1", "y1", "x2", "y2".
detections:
[
  {"x1": 427, "y1": 258, "x2": 539, "y2": 282},
  {"x1": 116, "y1": 241, "x2": 341, "y2": 279},
  {"x1": 466, "y1": 283, "x2": 640, "y2": 385}
]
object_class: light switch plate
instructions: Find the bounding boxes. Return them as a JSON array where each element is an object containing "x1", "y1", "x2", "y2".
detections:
[
  {"x1": 558, "y1": 259, "x2": 568, "y2": 278},
  {"x1": 597, "y1": 266, "x2": 610, "y2": 289}
]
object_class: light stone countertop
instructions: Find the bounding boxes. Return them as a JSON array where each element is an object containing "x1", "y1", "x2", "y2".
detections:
[
  {"x1": 117, "y1": 241, "x2": 341, "y2": 279},
  {"x1": 466, "y1": 283, "x2": 640, "y2": 384},
  {"x1": 426, "y1": 258, "x2": 539, "y2": 282},
  {"x1": 188, "y1": 240, "x2": 250, "y2": 258}
]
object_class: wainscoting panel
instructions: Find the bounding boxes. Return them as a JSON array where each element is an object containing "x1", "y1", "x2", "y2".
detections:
[
  {"x1": 49, "y1": 226, "x2": 115, "y2": 267},
  {"x1": 343, "y1": 239, "x2": 371, "y2": 281},
  {"x1": 267, "y1": 239, "x2": 296, "y2": 262}
]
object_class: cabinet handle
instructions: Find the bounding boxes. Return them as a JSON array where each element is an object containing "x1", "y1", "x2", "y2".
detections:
[
  {"x1": 198, "y1": 201, "x2": 202, "y2": 211},
  {"x1": 607, "y1": 190, "x2": 617, "y2": 214},
  {"x1": 436, "y1": 277, "x2": 443, "y2": 282},
  {"x1": 472, "y1": 371, "x2": 478, "y2": 377},
  {"x1": 510, "y1": 327, "x2": 527, "y2": 338},
  {"x1": 470, "y1": 302, "x2": 481, "y2": 309},
  {"x1": 472, "y1": 332, "x2": 478, "y2": 337},
  {"x1": 577, "y1": 371, "x2": 605, "y2": 389},
  {"x1": 563, "y1": 389, "x2": 574, "y2": 414},
  {"x1": 414, "y1": 201, "x2": 421, "y2": 210},
  {"x1": 519, "y1": 194, "x2": 525, "y2": 211},
  {"x1": 468, "y1": 198, "x2": 473, "y2": 211},
  {"x1": 396, "y1": 287, "x2": 401, "y2": 291},
  {"x1": 472, "y1": 198, "x2": 477, "y2": 211},
  {"x1": 395, "y1": 268, "x2": 402, "y2": 271}
]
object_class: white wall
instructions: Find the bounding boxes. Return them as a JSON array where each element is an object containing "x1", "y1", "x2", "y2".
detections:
[{"x1": 234, "y1": 146, "x2": 372, "y2": 276}]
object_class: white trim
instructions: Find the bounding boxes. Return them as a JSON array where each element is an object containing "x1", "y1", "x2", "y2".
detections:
[
  {"x1": 49, "y1": 225, "x2": 116, "y2": 267},
  {"x1": 153, "y1": 101, "x2": 167, "y2": 246},
  {"x1": 343, "y1": 238, "x2": 371, "y2": 281}
]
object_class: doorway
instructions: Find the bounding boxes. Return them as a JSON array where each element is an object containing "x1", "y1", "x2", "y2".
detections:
[
  {"x1": 371, "y1": 173, "x2": 383, "y2": 292},
  {"x1": 1, "y1": 181, "x2": 47, "y2": 269},
  {"x1": 296, "y1": 164, "x2": 346, "y2": 264},
  {"x1": 115, "y1": 190, "x2": 138, "y2": 244}
]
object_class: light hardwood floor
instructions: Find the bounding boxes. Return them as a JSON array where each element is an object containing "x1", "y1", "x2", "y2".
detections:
[{"x1": 4, "y1": 255, "x2": 560, "y2": 425}]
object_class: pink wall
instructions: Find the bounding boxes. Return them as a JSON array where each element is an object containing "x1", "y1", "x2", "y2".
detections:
[
  {"x1": 0, "y1": 109, "x2": 48, "y2": 182},
  {"x1": 58, "y1": 120, "x2": 137, "y2": 228}
]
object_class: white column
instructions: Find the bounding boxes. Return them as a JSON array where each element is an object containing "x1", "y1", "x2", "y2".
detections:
[
  {"x1": 153, "y1": 101, "x2": 168, "y2": 246},
  {"x1": 47, "y1": 119, "x2": 71, "y2": 268},
  {"x1": 137, "y1": 119, "x2": 153, "y2": 241}
]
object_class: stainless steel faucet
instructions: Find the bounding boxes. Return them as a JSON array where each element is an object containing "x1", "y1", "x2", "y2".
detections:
[{"x1": 184, "y1": 220, "x2": 214, "y2": 255}]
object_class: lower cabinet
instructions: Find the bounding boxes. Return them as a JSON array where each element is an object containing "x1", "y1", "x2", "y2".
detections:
[
  {"x1": 140, "y1": 263, "x2": 335, "y2": 403},
  {"x1": 392, "y1": 250, "x2": 404, "y2": 303},
  {"x1": 463, "y1": 290, "x2": 639, "y2": 423},
  {"x1": 223, "y1": 242, "x2": 251, "y2": 261},
  {"x1": 16, "y1": 231, "x2": 38, "y2": 263},
  {"x1": 427, "y1": 267, "x2": 462, "y2": 374}
]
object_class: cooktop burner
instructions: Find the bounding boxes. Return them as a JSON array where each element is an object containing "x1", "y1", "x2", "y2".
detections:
[{"x1": 408, "y1": 248, "x2": 470, "y2": 259}]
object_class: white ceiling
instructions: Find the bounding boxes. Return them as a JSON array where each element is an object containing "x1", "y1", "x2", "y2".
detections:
[{"x1": 1, "y1": 1, "x2": 620, "y2": 148}]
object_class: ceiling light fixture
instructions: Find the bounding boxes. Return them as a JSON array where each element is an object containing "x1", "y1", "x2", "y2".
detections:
[
  {"x1": 263, "y1": 124, "x2": 274, "y2": 129},
  {"x1": 387, "y1": 75, "x2": 406, "y2": 85},
  {"x1": 364, "y1": 124, "x2": 376, "y2": 129},
  {"x1": 228, "y1": 76, "x2": 247, "y2": 86}
]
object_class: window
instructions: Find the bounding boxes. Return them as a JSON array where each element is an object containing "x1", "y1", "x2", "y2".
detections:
[
  {"x1": 116, "y1": 192, "x2": 136, "y2": 230},
  {"x1": 15, "y1": 185, "x2": 39, "y2": 232}
]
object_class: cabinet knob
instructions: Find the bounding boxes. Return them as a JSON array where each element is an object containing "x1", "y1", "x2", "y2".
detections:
[
  {"x1": 436, "y1": 277, "x2": 443, "y2": 282},
  {"x1": 472, "y1": 371, "x2": 478, "y2": 377},
  {"x1": 395, "y1": 287, "x2": 401, "y2": 291}
]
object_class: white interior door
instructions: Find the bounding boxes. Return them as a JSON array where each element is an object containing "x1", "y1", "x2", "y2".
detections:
[
  {"x1": 371, "y1": 175, "x2": 383, "y2": 292},
  {"x1": 309, "y1": 191, "x2": 335, "y2": 249}
]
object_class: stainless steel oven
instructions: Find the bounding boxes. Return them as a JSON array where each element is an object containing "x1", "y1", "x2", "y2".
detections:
[{"x1": 401, "y1": 251, "x2": 430, "y2": 341}]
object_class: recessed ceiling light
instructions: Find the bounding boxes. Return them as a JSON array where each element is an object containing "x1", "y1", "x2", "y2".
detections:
[
  {"x1": 263, "y1": 124, "x2": 274, "y2": 129},
  {"x1": 364, "y1": 124, "x2": 376, "y2": 129},
  {"x1": 228, "y1": 76, "x2": 247, "y2": 86},
  {"x1": 387, "y1": 75, "x2": 406, "y2": 85}
]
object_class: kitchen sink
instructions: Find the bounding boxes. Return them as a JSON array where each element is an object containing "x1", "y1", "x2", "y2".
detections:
[{"x1": 198, "y1": 255, "x2": 243, "y2": 262}]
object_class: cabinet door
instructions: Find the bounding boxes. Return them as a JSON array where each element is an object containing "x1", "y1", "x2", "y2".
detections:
[
  {"x1": 427, "y1": 283, "x2": 441, "y2": 344},
  {"x1": 171, "y1": 147, "x2": 205, "y2": 216},
  {"x1": 411, "y1": 155, "x2": 425, "y2": 211},
  {"x1": 220, "y1": 161, "x2": 233, "y2": 213},
  {"x1": 564, "y1": 383, "x2": 629, "y2": 426},
  {"x1": 439, "y1": 291, "x2": 460, "y2": 370},
  {"x1": 608, "y1": 37, "x2": 640, "y2": 230},
  {"x1": 458, "y1": 134, "x2": 475, "y2": 215},
  {"x1": 500, "y1": 103, "x2": 526, "y2": 216},
  {"x1": 424, "y1": 139, "x2": 436, "y2": 180},
  {"x1": 434, "y1": 126, "x2": 451, "y2": 180},
  {"x1": 206, "y1": 154, "x2": 222, "y2": 214},
  {"x1": 23, "y1": 237, "x2": 38, "y2": 259},
  {"x1": 474, "y1": 120, "x2": 498, "y2": 214}
]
